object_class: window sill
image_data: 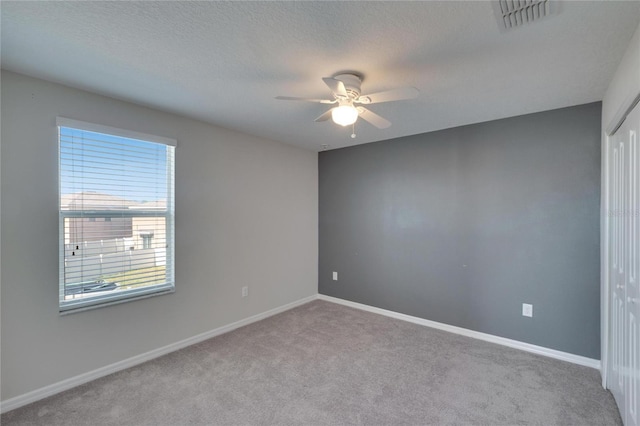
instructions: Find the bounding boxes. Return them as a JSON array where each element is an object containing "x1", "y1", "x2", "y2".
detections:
[{"x1": 60, "y1": 286, "x2": 175, "y2": 316}]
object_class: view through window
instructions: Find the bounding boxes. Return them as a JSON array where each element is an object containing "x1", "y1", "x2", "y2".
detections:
[{"x1": 58, "y1": 118, "x2": 175, "y2": 312}]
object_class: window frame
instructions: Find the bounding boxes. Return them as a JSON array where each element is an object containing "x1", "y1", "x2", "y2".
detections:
[{"x1": 57, "y1": 117, "x2": 176, "y2": 314}]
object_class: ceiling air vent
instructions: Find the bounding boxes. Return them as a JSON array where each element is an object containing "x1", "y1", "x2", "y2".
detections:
[{"x1": 493, "y1": 0, "x2": 557, "y2": 31}]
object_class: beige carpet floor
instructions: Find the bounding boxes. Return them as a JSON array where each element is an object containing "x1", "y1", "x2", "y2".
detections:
[{"x1": 2, "y1": 300, "x2": 621, "y2": 425}]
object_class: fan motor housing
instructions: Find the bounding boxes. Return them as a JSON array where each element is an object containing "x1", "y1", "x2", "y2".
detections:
[{"x1": 334, "y1": 73, "x2": 362, "y2": 99}]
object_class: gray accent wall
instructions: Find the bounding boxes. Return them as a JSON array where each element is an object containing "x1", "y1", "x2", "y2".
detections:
[{"x1": 319, "y1": 102, "x2": 602, "y2": 359}]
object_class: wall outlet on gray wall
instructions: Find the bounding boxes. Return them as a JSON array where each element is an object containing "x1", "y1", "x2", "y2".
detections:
[
  {"x1": 242, "y1": 286, "x2": 249, "y2": 298},
  {"x1": 522, "y1": 303, "x2": 533, "y2": 317},
  {"x1": 332, "y1": 272, "x2": 338, "y2": 281}
]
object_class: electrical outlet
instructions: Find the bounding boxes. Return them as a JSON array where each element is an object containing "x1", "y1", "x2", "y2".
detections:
[
  {"x1": 522, "y1": 303, "x2": 533, "y2": 317},
  {"x1": 242, "y1": 286, "x2": 248, "y2": 298},
  {"x1": 332, "y1": 271, "x2": 338, "y2": 281}
]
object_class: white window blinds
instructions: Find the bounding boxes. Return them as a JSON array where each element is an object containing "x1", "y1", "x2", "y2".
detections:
[{"x1": 57, "y1": 118, "x2": 175, "y2": 313}]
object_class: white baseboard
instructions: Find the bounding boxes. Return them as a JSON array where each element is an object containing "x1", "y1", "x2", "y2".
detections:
[
  {"x1": 0, "y1": 295, "x2": 316, "y2": 414},
  {"x1": 317, "y1": 294, "x2": 601, "y2": 370}
]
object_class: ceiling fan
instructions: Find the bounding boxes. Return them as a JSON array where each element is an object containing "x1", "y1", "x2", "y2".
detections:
[{"x1": 276, "y1": 73, "x2": 419, "y2": 131}]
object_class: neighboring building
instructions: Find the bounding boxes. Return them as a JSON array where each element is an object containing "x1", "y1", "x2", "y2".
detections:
[
  {"x1": 61, "y1": 191, "x2": 167, "y2": 251},
  {"x1": 61, "y1": 191, "x2": 136, "y2": 244},
  {"x1": 130, "y1": 199, "x2": 167, "y2": 250}
]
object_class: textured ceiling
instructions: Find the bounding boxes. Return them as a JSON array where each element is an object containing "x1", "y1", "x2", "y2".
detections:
[{"x1": 2, "y1": 1, "x2": 639, "y2": 151}]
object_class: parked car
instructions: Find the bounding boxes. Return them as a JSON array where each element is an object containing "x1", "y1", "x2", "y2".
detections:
[{"x1": 64, "y1": 279, "x2": 119, "y2": 297}]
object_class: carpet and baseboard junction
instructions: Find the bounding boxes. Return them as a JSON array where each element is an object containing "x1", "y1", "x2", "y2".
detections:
[{"x1": 1, "y1": 296, "x2": 620, "y2": 425}]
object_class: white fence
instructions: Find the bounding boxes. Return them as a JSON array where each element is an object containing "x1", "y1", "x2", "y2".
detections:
[
  {"x1": 64, "y1": 238, "x2": 165, "y2": 283},
  {"x1": 64, "y1": 237, "x2": 134, "y2": 258}
]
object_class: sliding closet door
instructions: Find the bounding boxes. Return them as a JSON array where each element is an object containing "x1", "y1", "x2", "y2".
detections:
[
  {"x1": 624, "y1": 103, "x2": 639, "y2": 426},
  {"x1": 608, "y1": 101, "x2": 640, "y2": 426}
]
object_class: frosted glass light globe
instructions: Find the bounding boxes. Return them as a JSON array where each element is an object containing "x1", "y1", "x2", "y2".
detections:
[{"x1": 331, "y1": 105, "x2": 358, "y2": 126}]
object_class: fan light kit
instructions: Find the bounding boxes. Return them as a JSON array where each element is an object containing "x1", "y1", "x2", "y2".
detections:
[
  {"x1": 276, "y1": 73, "x2": 419, "y2": 133},
  {"x1": 332, "y1": 103, "x2": 359, "y2": 126}
]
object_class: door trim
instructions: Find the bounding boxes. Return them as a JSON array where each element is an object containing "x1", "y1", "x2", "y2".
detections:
[
  {"x1": 602, "y1": 132, "x2": 611, "y2": 387},
  {"x1": 606, "y1": 91, "x2": 640, "y2": 137}
]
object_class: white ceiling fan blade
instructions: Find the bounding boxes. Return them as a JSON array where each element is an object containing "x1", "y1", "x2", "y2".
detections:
[
  {"x1": 357, "y1": 87, "x2": 419, "y2": 104},
  {"x1": 322, "y1": 77, "x2": 348, "y2": 98},
  {"x1": 357, "y1": 107, "x2": 391, "y2": 129},
  {"x1": 276, "y1": 96, "x2": 335, "y2": 104},
  {"x1": 315, "y1": 108, "x2": 336, "y2": 122}
]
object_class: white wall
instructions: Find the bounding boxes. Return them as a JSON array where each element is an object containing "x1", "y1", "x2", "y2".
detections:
[
  {"x1": 602, "y1": 22, "x2": 640, "y2": 130},
  {"x1": 0, "y1": 71, "x2": 318, "y2": 401},
  {"x1": 601, "y1": 21, "x2": 640, "y2": 386}
]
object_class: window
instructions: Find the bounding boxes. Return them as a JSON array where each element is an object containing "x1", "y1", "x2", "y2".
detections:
[
  {"x1": 58, "y1": 117, "x2": 175, "y2": 313},
  {"x1": 140, "y1": 231, "x2": 154, "y2": 249}
]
